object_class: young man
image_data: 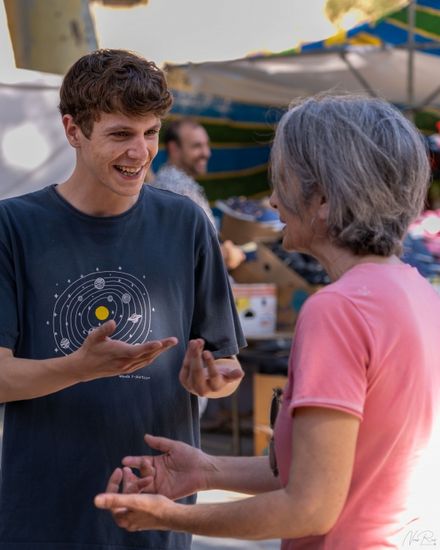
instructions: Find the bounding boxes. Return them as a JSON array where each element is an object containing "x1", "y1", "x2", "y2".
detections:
[
  {"x1": 152, "y1": 119, "x2": 245, "y2": 270},
  {"x1": 0, "y1": 49, "x2": 245, "y2": 550}
]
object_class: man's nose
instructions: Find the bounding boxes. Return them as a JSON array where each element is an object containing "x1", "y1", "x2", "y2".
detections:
[{"x1": 127, "y1": 137, "x2": 150, "y2": 160}]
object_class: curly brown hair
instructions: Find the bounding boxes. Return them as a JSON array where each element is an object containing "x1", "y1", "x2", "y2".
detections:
[{"x1": 59, "y1": 49, "x2": 173, "y2": 138}]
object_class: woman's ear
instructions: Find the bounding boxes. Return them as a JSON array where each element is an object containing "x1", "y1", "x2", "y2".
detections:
[
  {"x1": 318, "y1": 196, "x2": 329, "y2": 221},
  {"x1": 62, "y1": 115, "x2": 81, "y2": 148}
]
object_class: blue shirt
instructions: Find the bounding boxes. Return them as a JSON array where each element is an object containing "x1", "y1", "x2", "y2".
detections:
[{"x1": 0, "y1": 184, "x2": 245, "y2": 550}]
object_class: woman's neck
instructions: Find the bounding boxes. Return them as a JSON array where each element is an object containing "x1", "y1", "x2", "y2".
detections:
[{"x1": 312, "y1": 245, "x2": 401, "y2": 282}]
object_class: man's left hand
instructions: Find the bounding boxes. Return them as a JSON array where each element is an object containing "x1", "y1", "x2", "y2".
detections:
[{"x1": 179, "y1": 339, "x2": 244, "y2": 398}]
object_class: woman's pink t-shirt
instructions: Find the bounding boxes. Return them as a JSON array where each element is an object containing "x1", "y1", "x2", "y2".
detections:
[{"x1": 274, "y1": 263, "x2": 440, "y2": 549}]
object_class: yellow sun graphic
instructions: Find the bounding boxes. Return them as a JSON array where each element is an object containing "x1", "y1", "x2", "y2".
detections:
[{"x1": 95, "y1": 306, "x2": 110, "y2": 321}]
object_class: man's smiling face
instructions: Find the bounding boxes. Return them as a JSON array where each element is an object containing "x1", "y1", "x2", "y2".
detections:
[{"x1": 67, "y1": 111, "x2": 161, "y2": 198}]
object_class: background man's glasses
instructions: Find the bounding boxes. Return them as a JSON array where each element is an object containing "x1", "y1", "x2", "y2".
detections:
[{"x1": 269, "y1": 387, "x2": 282, "y2": 477}]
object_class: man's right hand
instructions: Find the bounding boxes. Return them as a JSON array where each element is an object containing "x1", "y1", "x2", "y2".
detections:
[
  {"x1": 109, "y1": 433, "x2": 214, "y2": 500},
  {"x1": 0, "y1": 321, "x2": 178, "y2": 403},
  {"x1": 72, "y1": 320, "x2": 178, "y2": 382}
]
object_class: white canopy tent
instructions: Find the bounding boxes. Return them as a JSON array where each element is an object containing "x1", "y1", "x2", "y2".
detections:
[
  {"x1": 0, "y1": 68, "x2": 75, "y2": 199},
  {"x1": 166, "y1": 46, "x2": 440, "y2": 110}
]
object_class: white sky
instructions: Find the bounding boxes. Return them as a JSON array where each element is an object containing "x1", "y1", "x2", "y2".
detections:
[{"x1": 91, "y1": 0, "x2": 337, "y2": 66}]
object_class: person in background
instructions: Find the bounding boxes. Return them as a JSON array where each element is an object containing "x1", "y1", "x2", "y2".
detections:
[
  {"x1": 95, "y1": 93, "x2": 440, "y2": 549},
  {"x1": 0, "y1": 49, "x2": 245, "y2": 550},
  {"x1": 151, "y1": 118, "x2": 245, "y2": 270},
  {"x1": 426, "y1": 120, "x2": 440, "y2": 184}
]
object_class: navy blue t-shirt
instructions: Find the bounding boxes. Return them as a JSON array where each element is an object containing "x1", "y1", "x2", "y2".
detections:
[{"x1": 0, "y1": 184, "x2": 245, "y2": 550}]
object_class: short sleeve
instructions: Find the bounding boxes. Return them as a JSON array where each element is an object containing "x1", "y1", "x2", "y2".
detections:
[
  {"x1": 191, "y1": 217, "x2": 246, "y2": 358},
  {"x1": 288, "y1": 290, "x2": 374, "y2": 419},
  {"x1": 0, "y1": 237, "x2": 19, "y2": 350}
]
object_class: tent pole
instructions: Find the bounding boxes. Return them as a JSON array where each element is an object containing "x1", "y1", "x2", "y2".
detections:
[
  {"x1": 339, "y1": 51, "x2": 378, "y2": 98},
  {"x1": 415, "y1": 85, "x2": 440, "y2": 111},
  {"x1": 407, "y1": 0, "x2": 416, "y2": 121}
]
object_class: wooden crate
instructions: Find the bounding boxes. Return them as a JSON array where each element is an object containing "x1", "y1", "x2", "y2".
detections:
[
  {"x1": 230, "y1": 243, "x2": 315, "y2": 332},
  {"x1": 253, "y1": 372, "x2": 287, "y2": 456}
]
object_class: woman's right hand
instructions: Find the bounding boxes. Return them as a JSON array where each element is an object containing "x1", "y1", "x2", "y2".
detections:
[{"x1": 113, "y1": 434, "x2": 215, "y2": 500}]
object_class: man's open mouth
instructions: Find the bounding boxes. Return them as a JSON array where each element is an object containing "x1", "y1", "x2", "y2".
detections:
[{"x1": 115, "y1": 165, "x2": 143, "y2": 177}]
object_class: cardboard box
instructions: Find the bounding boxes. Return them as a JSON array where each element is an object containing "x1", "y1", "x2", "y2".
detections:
[
  {"x1": 220, "y1": 212, "x2": 282, "y2": 245},
  {"x1": 230, "y1": 243, "x2": 316, "y2": 332},
  {"x1": 276, "y1": 283, "x2": 314, "y2": 332},
  {"x1": 232, "y1": 283, "x2": 277, "y2": 336}
]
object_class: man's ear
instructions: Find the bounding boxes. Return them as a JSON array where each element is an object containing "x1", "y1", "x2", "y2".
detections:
[
  {"x1": 62, "y1": 114, "x2": 82, "y2": 148},
  {"x1": 167, "y1": 140, "x2": 180, "y2": 162}
]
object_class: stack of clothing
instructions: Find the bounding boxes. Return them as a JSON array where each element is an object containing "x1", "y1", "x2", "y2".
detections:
[
  {"x1": 426, "y1": 125, "x2": 440, "y2": 179},
  {"x1": 401, "y1": 210, "x2": 440, "y2": 292}
]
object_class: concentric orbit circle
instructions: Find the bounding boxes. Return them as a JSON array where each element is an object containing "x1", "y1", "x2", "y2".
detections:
[{"x1": 53, "y1": 270, "x2": 151, "y2": 355}]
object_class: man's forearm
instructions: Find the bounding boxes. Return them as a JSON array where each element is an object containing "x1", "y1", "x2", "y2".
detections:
[{"x1": 0, "y1": 352, "x2": 81, "y2": 403}]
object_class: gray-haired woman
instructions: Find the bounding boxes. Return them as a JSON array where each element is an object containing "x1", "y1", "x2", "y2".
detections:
[{"x1": 95, "y1": 94, "x2": 440, "y2": 549}]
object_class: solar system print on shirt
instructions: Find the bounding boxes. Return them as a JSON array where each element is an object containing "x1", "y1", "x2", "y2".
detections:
[{"x1": 48, "y1": 267, "x2": 152, "y2": 355}]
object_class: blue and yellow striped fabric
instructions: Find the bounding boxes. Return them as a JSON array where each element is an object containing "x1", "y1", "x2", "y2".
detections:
[{"x1": 299, "y1": 0, "x2": 440, "y2": 56}]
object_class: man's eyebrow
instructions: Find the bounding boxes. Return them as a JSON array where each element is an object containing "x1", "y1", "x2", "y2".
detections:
[
  {"x1": 105, "y1": 123, "x2": 162, "y2": 132},
  {"x1": 106, "y1": 125, "x2": 132, "y2": 132}
]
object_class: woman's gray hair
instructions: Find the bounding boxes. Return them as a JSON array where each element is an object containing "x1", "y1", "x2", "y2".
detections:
[{"x1": 270, "y1": 93, "x2": 431, "y2": 256}]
